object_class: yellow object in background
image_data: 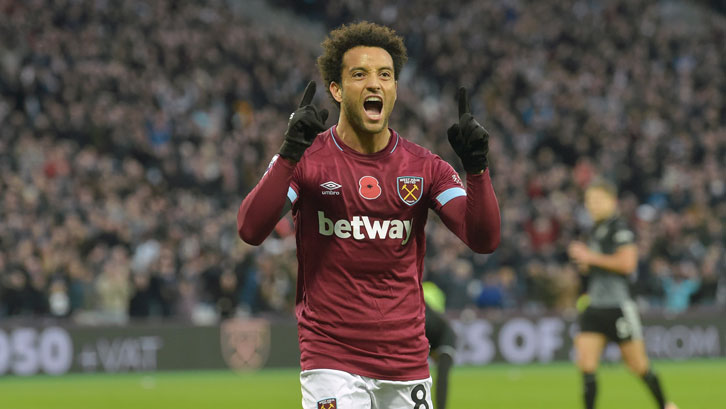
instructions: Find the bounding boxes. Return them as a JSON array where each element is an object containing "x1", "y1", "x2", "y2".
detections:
[
  {"x1": 576, "y1": 293, "x2": 591, "y2": 312},
  {"x1": 423, "y1": 281, "x2": 446, "y2": 313}
]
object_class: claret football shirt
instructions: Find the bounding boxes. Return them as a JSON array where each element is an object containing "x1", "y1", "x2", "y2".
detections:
[{"x1": 287, "y1": 126, "x2": 466, "y2": 380}]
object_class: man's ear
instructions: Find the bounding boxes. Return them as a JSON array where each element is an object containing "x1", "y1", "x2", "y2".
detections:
[{"x1": 330, "y1": 81, "x2": 343, "y2": 103}]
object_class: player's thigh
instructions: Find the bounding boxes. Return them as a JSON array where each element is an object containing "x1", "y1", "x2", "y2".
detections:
[
  {"x1": 370, "y1": 377, "x2": 433, "y2": 409},
  {"x1": 619, "y1": 339, "x2": 650, "y2": 376},
  {"x1": 575, "y1": 332, "x2": 607, "y2": 373},
  {"x1": 300, "y1": 369, "x2": 371, "y2": 409}
]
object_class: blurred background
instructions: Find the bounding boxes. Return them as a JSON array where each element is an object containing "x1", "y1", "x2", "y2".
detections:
[
  {"x1": 2, "y1": 0, "x2": 724, "y2": 323},
  {"x1": 0, "y1": 0, "x2": 725, "y2": 400}
]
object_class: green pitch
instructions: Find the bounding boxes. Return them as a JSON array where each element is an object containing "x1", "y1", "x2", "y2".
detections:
[{"x1": 0, "y1": 360, "x2": 723, "y2": 409}]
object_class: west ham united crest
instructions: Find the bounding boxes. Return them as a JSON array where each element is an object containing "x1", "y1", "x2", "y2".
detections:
[
  {"x1": 317, "y1": 398, "x2": 337, "y2": 409},
  {"x1": 397, "y1": 176, "x2": 423, "y2": 205}
]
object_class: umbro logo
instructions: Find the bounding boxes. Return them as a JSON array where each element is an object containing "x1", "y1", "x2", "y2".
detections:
[{"x1": 320, "y1": 181, "x2": 342, "y2": 195}]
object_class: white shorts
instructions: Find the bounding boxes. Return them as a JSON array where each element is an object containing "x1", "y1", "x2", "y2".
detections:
[{"x1": 300, "y1": 369, "x2": 433, "y2": 409}]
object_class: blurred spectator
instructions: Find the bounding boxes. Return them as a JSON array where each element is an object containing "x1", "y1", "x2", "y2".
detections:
[
  {"x1": 149, "y1": 247, "x2": 179, "y2": 317},
  {"x1": 523, "y1": 259, "x2": 558, "y2": 311},
  {"x1": 94, "y1": 254, "x2": 132, "y2": 323},
  {"x1": 48, "y1": 277, "x2": 71, "y2": 317},
  {"x1": 475, "y1": 267, "x2": 519, "y2": 309},
  {"x1": 661, "y1": 259, "x2": 701, "y2": 313},
  {"x1": 215, "y1": 270, "x2": 240, "y2": 319},
  {"x1": 475, "y1": 274, "x2": 504, "y2": 309},
  {"x1": 129, "y1": 273, "x2": 153, "y2": 318},
  {"x1": 1, "y1": 266, "x2": 29, "y2": 316}
]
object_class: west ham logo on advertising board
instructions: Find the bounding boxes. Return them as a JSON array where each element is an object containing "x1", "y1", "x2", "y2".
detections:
[
  {"x1": 397, "y1": 176, "x2": 423, "y2": 205},
  {"x1": 220, "y1": 318, "x2": 271, "y2": 371},
  {"x1": 317, "y1": 398, "x2": 337, "y2": 409}
]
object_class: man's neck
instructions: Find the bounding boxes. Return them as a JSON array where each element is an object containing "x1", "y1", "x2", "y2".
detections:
[{"x1": 336, "y1": 117, "x2": 391, "y2": 154}]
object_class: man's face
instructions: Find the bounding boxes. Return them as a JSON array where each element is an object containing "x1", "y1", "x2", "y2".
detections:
[
  {"x1": 331, "y1": 46, "x2": 397, "y2": 135},
  {"x1": 584, "y1": 187, "x2": 617, "y2": 222}
]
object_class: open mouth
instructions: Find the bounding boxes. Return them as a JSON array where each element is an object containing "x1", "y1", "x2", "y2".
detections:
[{"x1": 363, "y1": 97, "x2": 383, "y2": 121}]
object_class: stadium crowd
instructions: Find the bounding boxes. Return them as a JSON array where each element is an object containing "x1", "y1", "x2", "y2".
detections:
[{"x1": 1, "y1": 0, "x2": 725, "y2": 323}]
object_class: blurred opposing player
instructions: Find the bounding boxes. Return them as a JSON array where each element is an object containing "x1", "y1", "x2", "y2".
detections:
[
  {"x1": 423, "y1": 282, "x2": 456, "y2": 409},
  {"x1": 568, "y1": 179, "x2": 676, "y2": 409},
  {"x1": 237, "y1": 22, "x2": 500, "y2": 409}
]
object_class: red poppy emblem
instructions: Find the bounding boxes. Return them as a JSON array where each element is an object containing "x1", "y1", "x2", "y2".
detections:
[{"x1": 359, "y1": 176, "x2": 381, "y2": 200}]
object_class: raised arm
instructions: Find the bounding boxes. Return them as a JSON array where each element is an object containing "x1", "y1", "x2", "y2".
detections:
[
  {"x1": 438, "y1": 170, "x2": 500, "y2": 253},
  {"x1": 237, "y1": 156, "x2": 296, "y2": 245},
  {"x1": 237, "y1": 81, "x2": 328, "y2": 245},
  {"x1": 437, "y1": 87, "x2": 500, "y2": 253}
]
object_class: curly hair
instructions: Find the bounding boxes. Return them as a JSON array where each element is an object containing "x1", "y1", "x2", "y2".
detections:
[{"x1": 317, "y1": 21, "x2": 408, "y2": 106}]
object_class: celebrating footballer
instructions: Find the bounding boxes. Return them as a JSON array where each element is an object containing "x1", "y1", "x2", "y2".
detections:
[{"x1": 237, "y1": 22, "x2": 500, "y2": 409}]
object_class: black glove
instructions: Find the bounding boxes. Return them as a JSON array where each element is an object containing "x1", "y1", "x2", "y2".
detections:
[
  {"x1": 446, "y1": 87, "x2": 489, "y2": 173},
  {"x1": 279, "y1": 81, "x2": 329, "y2": 162}
]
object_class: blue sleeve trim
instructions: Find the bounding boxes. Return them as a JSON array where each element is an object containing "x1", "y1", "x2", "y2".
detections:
[
  {"x1": 287, "y1": 186, "x2": 298, "y2": 204},
  {"x1": 436, "y1": 187, "x2": 466, "y2": 207}
]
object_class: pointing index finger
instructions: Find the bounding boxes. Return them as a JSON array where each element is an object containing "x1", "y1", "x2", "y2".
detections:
[
  {"x1": 457, "y1": 87, "x2": 470, "y2": 118},
  {"x1": 299, "y1": 81, "x2": 317, "y2": 108}
]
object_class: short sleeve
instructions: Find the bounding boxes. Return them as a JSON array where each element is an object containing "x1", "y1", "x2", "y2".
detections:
[
  {"x1": 429, "y1": 155, "x2": 466, "y2": 212},
  {"x1": 612, "y1": 220, "x2": 635, "y2": 246}
]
